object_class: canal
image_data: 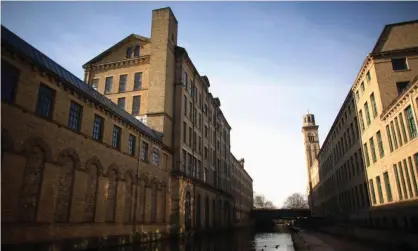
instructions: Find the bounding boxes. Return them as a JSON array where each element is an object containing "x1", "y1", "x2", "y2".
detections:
[{"x1": 109, "y1": 227, "x2": 294, "y2": 251}]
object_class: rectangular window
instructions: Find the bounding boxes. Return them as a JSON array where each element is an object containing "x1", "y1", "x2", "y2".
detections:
[
  {"x1": 396, "y1": 81, "x2": 409, "y2": 95},
  {"x1": 376, "y1": 176, "x2": 384, "y2": 204},
  {"x1": 126, "y1": 47, "x2": 132, "y2": 58},
  {"x1": 118, "y1": 74, "x2": 127, "y2": 92},
  {"x1": 36, "y1": 84, "x2": 55, "y2": 119},
  {"x1": 390, "y1": 121, "x2": 399, "y2": 149},
  {"x1": 199, "y1": 113, "x2": 202, "y2": 129},
  {"x1": 376, "y1": 131, "x2": 385, "y2": 158},
  {"x1": 184, "y1": 96, "x2": 187, "y2": 116},
  {"x1": 112, "y1": 126, "x2": 121, "y2": 149},
  {"x1": 118, "y1": 97, "x2": 126, "y2": 110},
  {"x1": 359, "y1": 110, "x2": 365, "y2": 131},
  {"x1": 183, "y1": 122, "x2": 187, "y2": 143},
  {"x1": 364, "y1": 102, "x2": 371, "y2": 125},
  {"x1": 182, "y1": 149, "x2": 187, "y2": 171},
  {"x1": 189, "y1": 102, "x2": 193, "y2": 118},
  {"x1": 105, "y1": 76, "x2": 113, "y2": 94},
  {"x1": 92, "y1": 114, "x2": 104, "y2": 141},
  {"x1": 189, "y1": 127, "x2": 192, "y2": 146},
  {"x1": 152, "y1": 147, "x2": 160, "y2": 165},
  {"x1": 203, "y1": 167, "x2": 208, "y2": 183},
  {"x1": 183, "y1": 72, "x2": 188, "y2": 88},
  {"x1": 134, "y1": 45, "x2": 140, "y2": 57},
  {"x1": 360, "y1": 82, "x2": 365, "y2": 93},
  {"x1": 204, "y1": 125, "x2": 208, "y2": 138},
  {"x1": 355, "y1": 91, "x2": 359, "y2": 102},
  {"x1": 383, "y1": 172, "x2": 393, "y2": 202},
  {"x1": 393, "y1": 164, "x2": 403, "y2": 200},
  {"x1": 363, "y1": 143, "x2": 370, "y2": 167},
  {"x1": 91, "y1": 78, "x2": 99, "y2": 90},
  {"x1": 132, "y1": 95, "x2": 140, "y2": 116},
  {"x1": 199, "y1": 136, "x2": 202, "y2": 153},
  {"x1": 369, "y1": 137, "x2": 377, "y2": 163},
  {"x1": 134, "y1": 72, "x2": 142, "y2": 90},
  {"x1": 386, "y1": 125, "x2": 394, "y2": 152},
  {"x1": 204, "y1": 147, "x2": 208, "y2": 160},
  {"x1": 193, "y1": 131, "x2": 197, "y2": 150},
  {"x1": 141, "y1": 142, "x2": 149, "y2": 161},
  {"x1": 1, "y1": 59, "x2": 20, "y2": 103},
  {"x1": 398, "y1": 162, "x2": 408, "y2": 199},
  {"x1": 399, "y1": 114, "x2": 409, "y2": 143},
  {"x1": 366, "y1": 71, "x2": 371, "y2": 82},
  {"x1": 391, "y1": 57, "x2": 408, "y2": 71},
  {"x1": 403, "y1": 159, "x2": 413, "y2": 198},
  {"x1": 394, "y1": 117, "x2": 403, "y2": 146},
  {"x1": 370, "y1": 93, "x2": 377, "y2": 118},
  {"x1": 369, "y1": 179, "x2": 377, "y2": 205},
  {"x1": 404, "y1": 106, "x2": 417, "y2": 139},
  {"x1": 128, "y1": 134, "x2": 136, "y2": 156},
  {"x1": 68, "y1": 101, "x2": 83, "y2": 132},
  {"x1": 408, "y1": 157, "x2": 418, "y2": 197}
]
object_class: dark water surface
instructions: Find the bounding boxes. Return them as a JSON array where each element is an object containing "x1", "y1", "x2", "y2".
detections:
[{"x1": 110, "y1": 228, "x2": 294, "y2": 251}]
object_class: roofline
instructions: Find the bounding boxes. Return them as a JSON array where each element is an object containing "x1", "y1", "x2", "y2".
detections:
[
  {"x1": 372, "y1": 19, "x2": 418, "y2": 53},
  {"x1": 83, "y1": 34, "x2": 150, "y2": 68},
  {"x1": 153, "y1": 7, "x2": 178, "y2": 24}
]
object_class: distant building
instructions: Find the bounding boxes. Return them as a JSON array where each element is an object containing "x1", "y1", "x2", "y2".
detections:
[{"x1": 303, "y1": 20, "x2": 418, "y2": 229}]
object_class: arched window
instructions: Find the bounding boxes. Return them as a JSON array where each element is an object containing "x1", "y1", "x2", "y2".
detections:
[
  {"x1": 151, "y1": 181, "x2": 157, "y2": 222},
  {"x1": 308, "y1": 133, "x2": 315, "y2": 142},
  {"x1": 106, "y1": 168, "x2": 118, "y2": 222},
  {"x1": 19, "y1": 146, "x2": 45, "y2": 222},
  {"x1": 124, "y1": 173, "x2": 133, "y2": 223},
  {"x1": 84, "y1": 164, "x2": 98, "y2": 222},
  {"x1": 55, "y1": 154, "x2": 75, "y2": 222},
  {"x1": 139, "y1": 179, "x2": 146, "y2": 222},
  {"x1": 185, "y1": 191, "x2": 191, "y2": 230}
]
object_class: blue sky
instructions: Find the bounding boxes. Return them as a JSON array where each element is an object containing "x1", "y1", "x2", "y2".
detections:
[{"x1": 2, "y1": 1, "x2": 418, "y2": 207}]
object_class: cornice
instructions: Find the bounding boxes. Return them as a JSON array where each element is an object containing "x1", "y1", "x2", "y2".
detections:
[{"x1": 87, "y1": 56, "x2": 150, "y2": 73}]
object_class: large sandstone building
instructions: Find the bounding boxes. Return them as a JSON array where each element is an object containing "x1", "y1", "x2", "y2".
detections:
[
  {"x1": 1, "y1": 7, "x2": 253, "y2": 249},
  {"x1": 303, "y1": 20, "x2": 418, "y2": 230}
]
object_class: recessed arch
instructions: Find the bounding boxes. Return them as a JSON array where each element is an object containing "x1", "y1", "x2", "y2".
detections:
[{"x1": 21, "y1": 137, "x2": 51, "y2": 162}]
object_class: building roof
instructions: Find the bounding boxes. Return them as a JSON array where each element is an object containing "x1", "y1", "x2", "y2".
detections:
[
  {"x1": 1, "y1": 25, "x2": 164, "y2": 143},
  {"x1": 372, "y1": 19, "x2": 418, "y2": 54},
  {"x1": 83, "y1": 33, "x2": 150, "y2": 68}
]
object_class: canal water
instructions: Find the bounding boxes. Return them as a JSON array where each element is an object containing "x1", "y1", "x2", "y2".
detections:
[{"x1": 111, "y1": 228, "x2": 294, "y2": 251}]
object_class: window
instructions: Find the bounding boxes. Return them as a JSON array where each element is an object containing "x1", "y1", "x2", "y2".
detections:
[
  {"x1": 396, "y1": 81, "x2": 409, "y2": 95},
  {"x1": 386, "y1": 125, "x2": 394, "y2": 152},
  {"x1": 363, "y1": 143, "x2": 370, "y2": 167},
  {"x1": 112, "y1": 126, "x2": 121, "y2": 149},
  {"x1": 119, "y1": 74, "x2": 127, "y2": 92},
  {"x1": 134, "y1": 72, "x2": 142, "y2": 90},
  {"x1": 152, "y1": 147, "x2": 160, "y2": 165},
  {"x1": 189, "y1": 127, "x2": 192, "y2": 146},
  {"x1": 183, "y1": 72, "x2": 188, "y2": 88},
  {"x1": 366, "y1": 71, "x2": 371, "y2": 82},
  {"x1": 118, "y1": 97, "x2": 126, "y2": 110},
  {"x1": 134, "y1": 45, "x2": 140, "y2": 57},
  {"x1": 358, "y1": 110, "x2": 365, "y2": 131},
  {"x1": 404, "y1": 106, "x2": 417, "y2": 139},
  {"x1": 141, "y1": 142, "x2": 149, "y2": 161},
  {"x1": 369, "y1": 137, "x2": 377, "y2": 163},
  {"x1": 390, "y1": 121, "x2": 398, "y2": 149},
  {"x1": 355, "y1": 91, "x2": 359, "y2": 102},
  {"x1": 398, "y1": 162, "x2": 408, "y2": 199},
  {"x1": 128, "y1": 134, "x2": 136, "y2": 156},
  {"x1": 376, "y1": 176, "x2": 384, "y2": 204},
  {"x1": 132, "y1": 96, "x2": 140, "y2": 116},
  {"x1": 184, "y1": 96, "x2": 187, "y2": 116},
  {"x1": 93, "y1": 114, "x2": 104, "y2": 141},
  {"x1": 68, "y1": 101, "x2": 83, "y2": 132},
  {"x1": 399, "y1": 114, "x2": 409, "y2": 143},
  {"x1": 383, "y1": 172, "x2": 393, "y2": 202},
  {"x1": 204, "y1": 147, "x2": 208, "y2": 160},
  {"x1": 369, "y1": 179, "x2": 377, "y2": 205},
  {"x1": 204, "y1": 168, "x2": 208, "y2": 183},
  {"x1": 1, "y1": 59, "x2": 20, "y2": 103},
  {"x1": 370, "y1": 93, "x2": 377, "y2": 118},
  {"x1": 376, "y1": 131, "x2": 385, "y2": 158},
  {"x1": 126, "y1": 47, "x2": 132, "y2": 58},
  {"x1": 198, "y1": 136, "x2": 202, "y2": 153},
  {"x1": 360, "y1": 81, "x2": 365, "y2": 93},
  {"x1": 408, "y1": 157, "x2": 418, "y2": 197},
  {"x1": 204, "y1": 125, "x2": 208, "y2": 138},
  {"x1": 198, "y1": 113, "x2": 202, "y2": 129},
  {"x1": 105, "y1": 76, "x2": 113, "y2": 94},
  {"x1": 394, "y1": 118, "x2": 403, "y2": 146},
  {"x1": 403, "y1": 159, "x2": 413, "y2": 198},
  {"x1": 391, "y1": 58, "x2": 408, "y2": 71},
  {"x1": 364, "y1": 102, "x2": 371, "y2": 125},
  {"x1": 183, "y1": 122, "x2": 187, "y2": 143},
  {"x1": 36, "y1": 84, "x2": 55, "y2": 119},
  {"x1": 189, "y1": 102, "x2": 193, "y2": 118},
  {"x1": 193, "y1": 131, "x2": 197, "y2": 150}
]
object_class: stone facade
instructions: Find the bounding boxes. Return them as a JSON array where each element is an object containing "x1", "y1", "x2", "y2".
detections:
[
  {"x1": 82, "y1": 7, "x2": 253, "y2": 234},
  {"x1": 1, "y1": 6, "x2": 253, "y2": 248},
  {"x1": 303, "y1": 20, "x2": 418, "y2": 230}
]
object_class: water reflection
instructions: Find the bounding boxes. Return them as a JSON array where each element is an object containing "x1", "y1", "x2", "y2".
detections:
[{"x1": 111, "y1": 228, "x2": 294, "y2": 251}]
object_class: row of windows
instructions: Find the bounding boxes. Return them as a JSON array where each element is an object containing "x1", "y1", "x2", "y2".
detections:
[
  {"x1": 94, "y1": 72, "x2": 143, "y2": 94},
  {"x1": 355, "y1": 70, "x2": 372, "y2": 101},
  {"x1": 358, "y1": 92, "x2": 378, "y2": 132},
  {"x1": 126, "y1": 45, "x2": 140, "y2": 59},
  {"x1": 385, "y1": 105, "x2": 418, "y2": 153},
  {"x1": 363, "y1": 130, "x2": 385, "y2": 167},
  {"x1": 336, "y1": 150, "x2": 364, "y2": 184}
]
